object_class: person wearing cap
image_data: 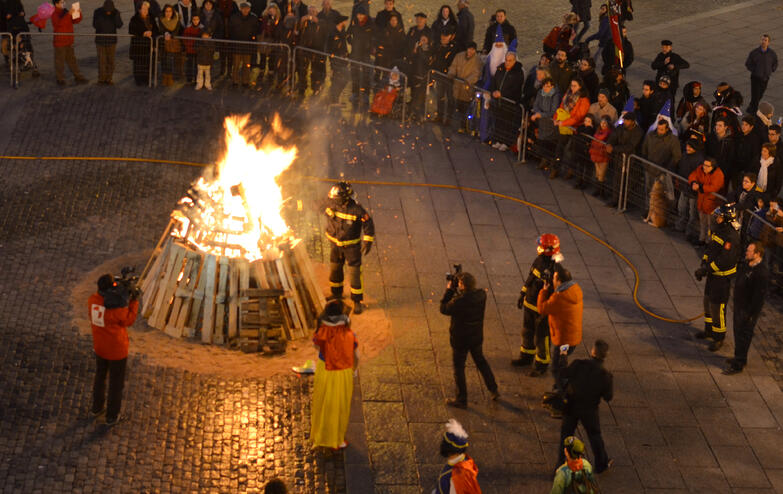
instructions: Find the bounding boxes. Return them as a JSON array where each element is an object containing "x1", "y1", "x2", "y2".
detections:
[
  {"x1": 455, "y1": 0, "x2": 473, "y2": 53},
  {"x1": 347, "y1": 2, "x2": 374, "y2": 108},
  {"x1": 405, "y1": 12, "x2": 431, "y2": 54},
  {"x1": 325, "y1": 12, "x2": 350, "y2": 103},
  {"x1": 677, "y1": 137, "x2": 706, "y2": 240},
  {"x1": 676, "y1": 81, "x2": 708, "y2": 121},
  {"x1": 489, "y1": 42, "x2": 524, "y2": 151},
  {"x1": 482, "y1": 8, "x2": 515, "y2": 54},
  {"x1": 433, "y1": 419, "x2": 481, "y2": 493},
  {"x1": 88, "y1": 273, "x2": 140, "y2": 426},
  {"x1": 753, "y1": 101, "x2": 775, "y2": 145},
  {"x1": 447, "y1": 40, "x2": 481, "y2": 130},
  {"x1": 745, "y1": 34, "x2": 778, "y2": 114},
  {"x1": 551, "y1": 436, "x2": 597, "y2": 493},
  {"x1": 656, "y1": 74, "x2": 674, "y2": 111},
  {"x1": 651, "y1": 39, "x2": 689, "y2": 100},
  {"x1": 554, "y1": 340, "x2": 613, "y2": 473},
  {"x1": 228, "y1": 1, "x2": 258, "y2": 86},
  {"x1": 374, "y1": 0, "x2": 400, "y2": 29},
  {"x1": 588, "y1": 88, "x2": 618, "y2": 123}
]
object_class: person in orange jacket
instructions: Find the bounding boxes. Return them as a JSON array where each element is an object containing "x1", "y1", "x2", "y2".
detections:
[
  {"x1": 551, "y1": 77, "x2": 591, "y2": 179},
  {"x1": 51, "y1": 0, "x2": 88, "y2": 85},
  {"x1": 88, "y1": 273, "x2": 139, "y2": 425},
  {"x1": 433, "y1": 419, "x2": 482, "y2": 494},
  {"x1": 537, "y1": 264, "x2": 583, "y2": 403}
]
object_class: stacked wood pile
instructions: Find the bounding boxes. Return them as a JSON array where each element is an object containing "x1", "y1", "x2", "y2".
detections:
[{"x1": 138, "y1": 221, "x2": 325, "y2": 352}]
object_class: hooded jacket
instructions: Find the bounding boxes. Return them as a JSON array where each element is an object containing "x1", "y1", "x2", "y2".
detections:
[
  {"x1": 93, "y1": 0, "x2": 123, "y2": 45},
  {"x1": 688, "y1": 164, "x2": 725, "y2": 214},
  {"x1": 537, "y1": 281, "x2": 583, "y2": 347}
]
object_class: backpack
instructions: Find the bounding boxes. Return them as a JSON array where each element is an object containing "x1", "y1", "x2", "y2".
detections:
[{"x1": 568, "y1": 469, "x2": 600, "y2": 494}]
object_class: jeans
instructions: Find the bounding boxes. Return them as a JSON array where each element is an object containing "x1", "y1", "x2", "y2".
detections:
[
  {"x1": 676, "y1": 193, "x2": 698, "y2": 235},
  {"x1": 558, "y1": 408, "x2": 609, "y2": 471},
  {"x1": 748, "y1": 75, "x2": 769, "y2": 114},
  {"x1": 733, "y1": 311, "x2": 757, "y2": 366},
  {"x1": 574, "y1": 20, "x2": 591, "y2": 43},
  {"x1": 452, "y1": 344, "x2": 498, "y2": 403},
  {"x1": 551, "y1": 344, "x2": 575, "y2": 394},
  {"x1": 92, "y1": 354, "x2": 127, "y2": 421}
]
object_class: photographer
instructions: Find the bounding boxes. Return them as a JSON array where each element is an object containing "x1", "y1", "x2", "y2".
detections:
[
  {"x1": 439, "y1": 271, "x2": 499, "y2": 409},
  {"x1": 88, "y1": 272, "x2": 139, "y2": 425},
  {"x1": 536, "y1": 264, "x2": 583, "y2": 414}
]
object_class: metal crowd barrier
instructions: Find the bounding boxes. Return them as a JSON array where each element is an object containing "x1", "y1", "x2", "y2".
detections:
[
  {"x1": 153, "y1": 36, "x2": 290, "y2": 92},
  {"x1": 1, "y1": 32, "x2": 12, "y2": 87},
  {"x1": 424, "y1": 69, "x2": 525, "y2": 147},
  {"x1": 294, "y1": 46, "x2": 408, "y2": 124},
  {"x1": 13, "y1": 32, "x2": 144, "y2": 88}
]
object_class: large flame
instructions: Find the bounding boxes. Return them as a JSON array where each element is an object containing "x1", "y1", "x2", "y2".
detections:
[{"x1": 172, "y1": 114, "x2": 298, "y2": 261}]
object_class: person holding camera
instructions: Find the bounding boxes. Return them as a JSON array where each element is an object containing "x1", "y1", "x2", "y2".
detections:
[
  {"x1": 440, "y1": 271, "x2": 499, "y2": 408},
  {"x1": 536, "y1": 264, "x2": 583, "y2": 410},
  {"x1": 88, "y1": 273, "x2": 139, "y2": 425},
  {"x1": 693, "y1": 203, "x2": 741, "y2": 352}
]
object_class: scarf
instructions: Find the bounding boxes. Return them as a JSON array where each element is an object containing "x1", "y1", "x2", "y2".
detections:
[
  {"x1": 757, "y1": 110, "x2": 772, "y2": 127},
  {"x1": 562, "y1": 89, "x2": 580, "y2": 113},
  {"x1": 555, "y1": 280, "x2": 576, "y2": 293},
  {"x1": 758, "y1": 156, "x2": 774, "y2": 191},
  {"x1": 160, "y1": 14, "x2": 180, "y2": 32}
]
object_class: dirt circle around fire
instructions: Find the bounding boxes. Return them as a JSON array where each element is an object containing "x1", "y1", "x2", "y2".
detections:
[{"x1": 71, "y1": 251, "x2": 393, "y2": 380}]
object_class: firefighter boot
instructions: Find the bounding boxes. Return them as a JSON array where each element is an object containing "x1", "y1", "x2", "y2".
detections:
[{"x1": 511, "y1": 353, "x2": 534, "y2": 367}]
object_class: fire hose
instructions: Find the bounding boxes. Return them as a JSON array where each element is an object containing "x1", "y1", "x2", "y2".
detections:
[{"x1": 0, "y1": 154, "x2": 703, "y2": 324}]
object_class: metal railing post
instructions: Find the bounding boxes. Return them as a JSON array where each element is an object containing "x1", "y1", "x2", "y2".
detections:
[
  {"x1": 518, "y1": 105, "x2": 527, "y2": 163},
  {"x1": 401, "y1": 74, "x2": 407, "y2": 124},
  {"x1": 618, "y1": 153, "x2": 628, "y2": 212}
]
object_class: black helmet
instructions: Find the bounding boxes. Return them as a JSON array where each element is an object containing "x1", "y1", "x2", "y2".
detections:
[
  {"x1": 713, "y1": 202, "x2": 738, "y2": 226},
  {"x1": 328, "y1": 181, "x2": 354, "y2": 201}
]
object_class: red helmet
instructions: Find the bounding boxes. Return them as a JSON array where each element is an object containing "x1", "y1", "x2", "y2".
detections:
[{"x1": 537, "y1": 233, "x2": 560, "y2": 256}]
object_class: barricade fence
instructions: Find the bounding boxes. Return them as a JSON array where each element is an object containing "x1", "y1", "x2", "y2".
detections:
[
  {"x1": 424, "y1": 70, "x2": 524, "y2": 149},
  {"x1": 293, "y1": 46, "x2": 408, "y2": 123},
  {"x1": 13, "y1": 32, "x2": 146, "y2": 88},
  {"x1": 154, "y1": 37, "x2": 291, "y2": 93},
  {"x1": 1, "y1": 32, "x2": 12, "y2": 87}
]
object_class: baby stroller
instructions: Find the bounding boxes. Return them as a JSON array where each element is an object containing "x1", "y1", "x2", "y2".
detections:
[{"x1": 8, "y1": 16, "x2": 40, "y2": 79}]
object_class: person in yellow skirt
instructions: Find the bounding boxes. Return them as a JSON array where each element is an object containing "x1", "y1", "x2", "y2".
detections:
[{"x1": 311, "y1": 299, "x2": 359, "y2": 449}]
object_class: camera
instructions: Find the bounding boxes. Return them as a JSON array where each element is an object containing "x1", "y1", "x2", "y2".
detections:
[
  {"x1": 540, "y1": 268, "x2": 553, "y2": 284},
  {"x1": 446, "y1": 264, "x2": 462, "y2": 289},
  {"x1": 114, "y1": 266, "x2": 141, "y2": 300}
]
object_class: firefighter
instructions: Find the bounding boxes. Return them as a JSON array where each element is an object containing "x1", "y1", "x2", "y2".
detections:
[
  {"x1": 694, "y1": 203, "x2": 741, "y2": 352},
  {"x1": 324, "y1": 181, "x2": 375, "y2": 314},
  {"x1": 513, "y1": 233, "x2": 564, "y2": 376}
]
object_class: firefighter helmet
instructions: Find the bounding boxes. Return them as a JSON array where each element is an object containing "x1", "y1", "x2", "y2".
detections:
[
  {"x1": 328, "y1": 181, "x2": 354, "y2": 201},
  {"x1": 537, "y1": 234, "x2": 561, "y2": 256},
  {"x1": 713, "y1": 203, "x2": 738, "y2": 223}
]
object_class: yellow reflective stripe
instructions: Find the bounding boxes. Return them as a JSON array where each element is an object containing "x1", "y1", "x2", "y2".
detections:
[
  {"x1": 535, "y1": 336, "x2": 551, "y2": 364},
  {"x1": 702, "y1": 254, "x2": 708, "y2": 261},
  {"x1": 334, "y1": 211, "x2": 358, "y2": 221},
  {"x1": 362, "y1": 235, "x2": 375, "y2": 242},
  {"x1": 325, "y1": 207, "x2": 334, "y2": 216},
  {"x1": 350, "y1": 288, "x2": 363, "y2": 294},
  {"x1": 532, "y1": 268, "x2": 541, "y2": 279},
  {"x1": 710, "y1": 234, "x2": 724, "y2": 245},
  {"x1": 521, "y1": 286, "x2": 527, "y2": 293},
  {"x1": 710, "y1": 264, "x2": 737, "y2": 276},
  {"x1": 329, "y1": 281, "x2": 343, "y2": 288},
  {"x1": 523, "y1": 300, "x2": 539, "y2": 312},
  {"x1": 704, "y1": 316, "x2": 712, "y2": 323},
  {"x1": 325, "y1": 233, "x2": 362, "y2": 246},
  {"x1": 713, "y1": 303, "x2": 727, "y2": 332},
  {"x1": 520, "y1": 346, "x2": 536, "y2": 355}
]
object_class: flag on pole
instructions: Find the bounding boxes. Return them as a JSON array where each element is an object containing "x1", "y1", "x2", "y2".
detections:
[
  {"x1": 647, "y1": 99, "x2": 678, "y2": 136},
  {"x1": 608, "y1": 0, "x2": 624, "y2": 68},
  {"x1": 615, "y1": 97, "x2": 635, "y2": 126}
]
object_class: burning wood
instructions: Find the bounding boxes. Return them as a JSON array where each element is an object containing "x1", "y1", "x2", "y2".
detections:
[{"x1": 138, "y1": 115, "x2": 325, "y2": 352}]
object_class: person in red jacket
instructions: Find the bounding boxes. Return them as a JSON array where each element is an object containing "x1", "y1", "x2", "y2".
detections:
[
  {"x1": 51, "y1": 0, "x2": 87, "y2": 85},
  {"x1": 688, "y1": 156, "x2": 726, "y2": 246},
  {"x1": 88, "y1": 273, "x2": 139, "y2": 425}
]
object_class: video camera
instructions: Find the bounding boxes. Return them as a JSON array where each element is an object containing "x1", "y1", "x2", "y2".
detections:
[
  {"x1": 115, "y1": 266, "x2": 141, "y2": 300},
  {"x1": 445, "y1": 264, "x2": 462, "y2": 290}
]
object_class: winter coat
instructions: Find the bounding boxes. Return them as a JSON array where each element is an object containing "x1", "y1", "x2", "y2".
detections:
[
  {"x1": 326, "y1": 25, "x2": 348, "y2": 57},
  {"x1": 606, "y1": 121, "x2": 643, "y2": 156},
  {"x1": 579, "y1": 68, "x2": 599, "y2": 102},
  {"x1": 542, "y1": 24, "x2": 573, "y2": 55},
  {"x1": 556, "y1": 93, "x2": 590, "y2": 128},
  {"x1": 601, "y1": 35, "x2": 633, "y2": 72},
  {"x1": 430, "y1": 14, "x2": 457, "y2": 44},
  {"x1": 641, "y1": 129, "x2": 682, "y2": 171},
  {"x1": 52, "y1": 7, "x2": 82, "y2": 47},
  {"x1": 491, "y1": 61, "x2": 524, "y2": 103},
  {"x1": 374, "y1": 21, "x2": 405, "y2": 68},
  {"x1": 651, "y1": 50, "x2": 689, "y2": 89},
  {"x1": 129, "y1": 13, "x2": 159, "y2": 61},
  {"x1": 175, "y1": 0, "x2": 198, "y2": 28},
  {"x1": 584, "y1": 13, "x2": 610, "y2": 46},
  {"x1": 347, "y1": 15, "x2": 374, "y2": 61},
  {"x1": 689, "y1": 165, "x2": 725, "y2": 214},
  {"x1": 537, "y1": 282, "x2": 583, "y2": 347},
  {"x1": 675, "y1": 81, "x2": 708, "y2": 120},
  {"x1": 549, "y1": 61, "x2": 573, "y2": 95},
  {"x1": 590, "y1": 126, "x2": 611, "y2": 163},
  {"x1": 447, "y1": 51, "x2": 481, "y2": 102},
  {"x1": 455, "y1": 7, "x2": 474, "y2": 52},
  {"x1": 706, "y1": 133, "x2": 736, "y2": 179},
  {"x1": 440, "y1": 288, "x2": 486, "y2": 349},
  {"x1": 199, "y1": 8, "x2": 223, "y2": 38},
  {"x1": 93, "y1": 2, "x2": 124, "y2": 45},
  {"x1": 533, "y1": 87, "x2": 562, "y2": 118},
  {"x1": 734, "y1": 131, "x2": 763, "y2": 176},
  {"x1": 588, "y1": 101, "x2": 617, "y2": 123},
  {"x1": 570, "y1": 0, "x2": 591, "y2": 21},
  {"x1": 182, "y1": 24, "x2": 203, "y2": 54},
  {"x1": 482, "y1": 18, "x2": 515, "y2": 53},
  {"x1": 677, "y1": 150, "x2": 705, "y2": 197},
  {"x1": 761, "y1": 208, "x2": 783, "y2": 247},
  {"x1": 431, "y1": 40, "x2": 456, "y2": 73},
  {"x1": 229, "y1": 11, "x2": 258, "y2": 53},
  {"x1": 562, "y1": 357, "x2": 613, "y2": 415},
  {"x1": 405, "y1": 25, "x2": 431, "y2": 54},
  {"x1": 374, "y1": 7, "x2": 401, "y2": 29},
  {"x1": 196, "y1": 36, "x2": 215, "y2": 64},
  {"x1": 746, "y1": 46, "x2": 778, "y2": 80},
  {"x1": 762, "y1": 159, "x2": 783, "y2": 201},
  {"x1": 599, "y1": 78, "x2": 630, "y2": 116},
  {"x1": 88, "y1": 293, "x2": 138, "y2": 361},
  {"x1": 312, "y1": 314, "x2": 356, "y2": 371},
  {"x1": 298, "y1": 15, "x2": 325, "y2": 50}
]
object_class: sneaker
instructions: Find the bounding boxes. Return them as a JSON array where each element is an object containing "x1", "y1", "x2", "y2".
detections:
[
  {"x1": 292, "y1": 360, "x2": 316, "y2": 374},
  {"x1": 497, "y1": 143, "x2": 508, "y2": 152},
  {"x1": 722, "y1": 364, "x2": 743, "y2": 375},
  {"x1": 708, "y1": 340, "x2": 724, "y2": 352},
  {"x1": 353, "y1": 301, "x2": 364, "y2": 314},
  {"x1": 446, "y1": 398, "x2": 467, "y2": 409},
  {"x1": 337, "y1": 441, "x2": 349, "y2": 449}
]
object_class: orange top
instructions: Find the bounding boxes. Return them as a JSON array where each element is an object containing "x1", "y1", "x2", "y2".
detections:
[
  {"x1": 88, "y1": 293, "x2": 138, "y2": 360},
  {"x1": 537, "y1": 283, "x2": 583, "y2": 347},
  {"x1": 313, "y1": 318, "x2": 357, "y2": 371}
]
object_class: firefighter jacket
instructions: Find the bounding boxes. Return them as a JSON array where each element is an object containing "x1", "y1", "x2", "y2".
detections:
[
  {"x1": 324, "y1": 198, "x2": 375, "y2": 247},
  {"x1": 520, "y1": 254, "x2": 557, "y2": 313},
  {"x1": 702, "y1": 221, "x2": 740, "y2": 303}
]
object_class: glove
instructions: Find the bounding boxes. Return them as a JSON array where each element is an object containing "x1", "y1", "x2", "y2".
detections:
[
  {"x1": 517, "y1": 292, "x2": 525, "y2": 309},
  {"x1": 694, "y1": 266, "x2": 708, "y2": 281},
  {"x1": 361, "y1": 241, "x2": 372, "y2": 256}
]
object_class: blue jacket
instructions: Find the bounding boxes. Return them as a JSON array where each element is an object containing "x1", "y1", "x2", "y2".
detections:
[{"x1": 585, "y1": 15, "x2": 610, "y2": 46}]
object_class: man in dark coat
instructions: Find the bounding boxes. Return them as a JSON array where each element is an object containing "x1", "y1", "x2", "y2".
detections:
[
  {"x1": 577, "y1": 57, "x2": 599, "y2": 102},
  {"x1": 490, "y1": 50, "x2": 524, "y2": 150},
  {"x1": 431, "y1": 29, "x2": 457, "y2": 123},
  {"x1": 601, "y1": 24, "x2": 633, "y2": 74},
  {"x1": 706, "y1": 118, "x2": 736, "y2": 181},
  {"x1": 637, "y1": 80, "x2": 664, "y2": 131},
  {"x1": 326, "y1": 13, "x2": 350, "y2": 103},
  {"x1": 296, "y1": 7, "x2": 326, "y2": 95},
  {"x1": 556, "y1": 339, "x2": 613, "y2": 474},
  {"x1": 373, "y1": 0, "x2": 400, "y2": 29},
  {"x1": 455, "y1": 0, "x2": 474, "y2": 52},
  {"x1": 229, "y1": 2, "x2": 258, "y2": 86},
  {"x1": 405, "y1": 12, "x2": 431, "y2": 55},
  {"x1": 651, "y1": 39, "x2": 689, "y2": 100},
  {"x1": 605, "y1": 112, "x2": 644, "y2": 206},
  {"x1": 440, "y1": 271, "x2": 499, "y2": 408},
  {"x1": 733, "y1": 114, "x2": 763, "y2": 191},
  {"x1": 92, "y1": 0, "x2": 123, "y2": 84},
  {"x1": 347, "y1": 3, "x2": 374, "y2": 107},
  {"x1": 481, "y1": 9, "x2": 515, "y2": 54},
  {"x1": 570, "y1": 0, "x2": 591, "y2": 43},
  {"x1": 745, "y1": 34, "x2": 778, "y2": 113}
]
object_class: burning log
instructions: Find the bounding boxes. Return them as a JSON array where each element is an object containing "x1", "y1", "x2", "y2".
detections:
[{"x1": 137, "y1": 114, "x2": 326, "y2": 352}]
